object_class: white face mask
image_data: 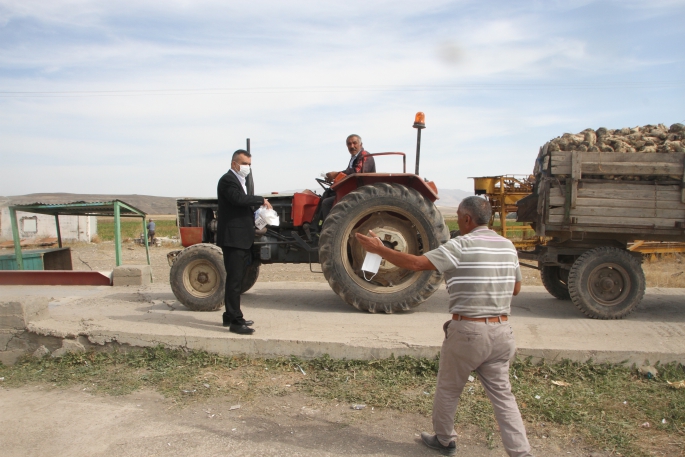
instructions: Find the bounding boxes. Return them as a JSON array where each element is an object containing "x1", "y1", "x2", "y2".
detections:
[{"x1": 237, "y1": 164, "x2": 251, "y2": 178}]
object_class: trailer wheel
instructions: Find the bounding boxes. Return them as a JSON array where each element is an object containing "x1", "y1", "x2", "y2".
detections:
[
  {"x1": 540, "y1": 265, "x2": 570, "y2": 300},
  {"x1": 568, "y1": 247, "x2": 645, "y2": 319},
  {"x1": 319, "y1": 182, "x2": 449, "y2": 313},
  {"x1": 170, "y1": 244, "x2": 225, "y2": 311}
]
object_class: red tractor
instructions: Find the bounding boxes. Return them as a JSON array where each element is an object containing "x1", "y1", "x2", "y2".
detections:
[{"x1": 168, "y1": 113, "x2": 449, "y2": 313}]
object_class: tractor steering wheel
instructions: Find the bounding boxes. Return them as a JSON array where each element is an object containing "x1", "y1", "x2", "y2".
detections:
[{"x1": 315, "y1": 177, "x2": 332, "y2": 191}]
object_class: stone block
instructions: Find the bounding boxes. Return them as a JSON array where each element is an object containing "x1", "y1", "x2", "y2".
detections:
[
  {"x1": 0, "y1": 330, "x2": 16, "y2": 351},
  {"x1": 1, "y1": 315, "x2": 26, "y2": 330},
  {"x1": 112, "y1": 265, "x2": 152, "y2": 287},
  {"x1": 0, "y1": 297, "x2": 49, "y2": 330},
  {"x1": 0, "y1": 349, "x2": 27, "y2": 366},
  {"x1": 33, "y1": 345, "x2": 51, "y2": 358},
  {"x1": 7, "y1": 333, "x2": 30, "y2": 352},
  {"x1": 51, "y1": 339, "x2": 86, "y2": 358}
]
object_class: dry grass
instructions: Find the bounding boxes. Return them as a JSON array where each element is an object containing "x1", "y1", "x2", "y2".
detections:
[
  {"x1": 2, "y1": 348, "x2": 684, "y2": 457},
  {"x1": 643, "y1": 253, "x2": 685, "y2": 288}
]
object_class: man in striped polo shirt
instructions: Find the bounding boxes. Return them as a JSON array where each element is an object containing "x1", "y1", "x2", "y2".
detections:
[{"x1": 355, "y1": 196, "x2": 531, "y2": 457}]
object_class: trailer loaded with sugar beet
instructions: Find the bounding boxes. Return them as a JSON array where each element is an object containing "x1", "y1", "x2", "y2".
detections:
[
  {"x1": 167, "y1": 113, "x2": 449, "y2": 313},
  {"x1": 516, "y1": 123, "x2": 685, "y2": 319}
]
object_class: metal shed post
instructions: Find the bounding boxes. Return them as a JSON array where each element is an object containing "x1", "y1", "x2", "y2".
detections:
[
  {"x1": 114, "y1": 201, "x2": 122, "y2": 266},
  {"x1": 54, "y1": 214, "x2": 63, "y2": 248},
  {"x1": 9, "y1": 207, "x2": 23, "y2": 270}
]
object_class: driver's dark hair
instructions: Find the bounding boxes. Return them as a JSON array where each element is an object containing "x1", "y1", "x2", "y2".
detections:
[
  {"x1": 459, "y1": 196, "x2": 491, "y2": 225},
  {"x1": 232, "y1": 149, "x2": 251, "y2": 162}
]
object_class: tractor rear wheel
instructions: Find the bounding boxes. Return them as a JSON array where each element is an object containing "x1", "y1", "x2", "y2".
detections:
[{"x1": 319, "y1": 183, "x2": 449, "y2": 313}]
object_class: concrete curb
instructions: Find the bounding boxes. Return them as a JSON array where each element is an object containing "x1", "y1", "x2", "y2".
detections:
[{"x1": 2, "y1": 283, "x2": 685, "y2": 365}]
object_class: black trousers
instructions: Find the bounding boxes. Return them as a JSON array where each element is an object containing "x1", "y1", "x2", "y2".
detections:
[
  {"x1": 221, "y1": 246, "x2": 250, "y2": 325},
  {"x1": 320, "y1": 196, "x2": 335, "y2": 221}
]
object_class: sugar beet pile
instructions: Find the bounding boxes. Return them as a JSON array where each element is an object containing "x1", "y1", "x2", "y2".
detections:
[{"x1": 546, "y1": 123, "x2": 685, "y2": 181}]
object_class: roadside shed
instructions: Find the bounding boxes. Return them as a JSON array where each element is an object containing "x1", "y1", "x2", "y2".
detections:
[{"x1": 6, "y1": 200, "x2": 150, "y2": 272}]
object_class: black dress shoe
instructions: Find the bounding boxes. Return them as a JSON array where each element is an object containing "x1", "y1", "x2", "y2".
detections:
[
  {"x1": 223, "y1": 320, "x2": 254, "y2": 327},
  {"x1": 420, "y1": 432, "x2": 456, "y2": 456},
  {"x1": 229, "y1": 323, "x2": 255, "y2": 335}
]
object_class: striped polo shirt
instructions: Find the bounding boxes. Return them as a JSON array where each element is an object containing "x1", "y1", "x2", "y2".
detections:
[{"x1": 424, "y1": 226, "x2": 522, "y2": 318}]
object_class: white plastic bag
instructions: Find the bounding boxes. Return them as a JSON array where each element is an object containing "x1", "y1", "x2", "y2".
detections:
[{"x1": 255, "y1": 206, "x2": 280, "y2": 229}]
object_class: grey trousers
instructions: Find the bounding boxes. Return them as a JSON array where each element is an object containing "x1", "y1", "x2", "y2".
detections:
[{"x1": 432, "y1": 319, "x2": 532, "y2": 457}]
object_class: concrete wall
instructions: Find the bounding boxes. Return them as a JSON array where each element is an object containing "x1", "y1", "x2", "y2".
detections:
[{"x1": 0, "y1": 206, "x2": 97, "y2": 242}]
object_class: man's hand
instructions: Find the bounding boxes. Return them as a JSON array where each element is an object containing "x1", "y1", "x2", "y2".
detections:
[
  {"x1": 325, "y1": 171, "x2": 339, "y2": 181},
  {"x1": 263, "y1": 199, "x2": 273, "y2": 210},
  {"x1": 354, "y1": 230, "x2": 437, "y2": 271},
  {"x1": 354, "y1": 230, "x2": 384, "y2": 254}
]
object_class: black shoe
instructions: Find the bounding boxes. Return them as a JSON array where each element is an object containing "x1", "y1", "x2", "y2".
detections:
[
  {"x1": 420, "y1": 432, "x2": 456, "y2": 456},
  {"x1": 229, "y1": 323, "x2": 255, "y2": 335},
  {"x1": 223, "y1": 320, "x2": 253, "y2": 327}
]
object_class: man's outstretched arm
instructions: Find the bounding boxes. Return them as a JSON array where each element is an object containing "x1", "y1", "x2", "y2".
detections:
[{"x1": 354, "y1": 231, "x2": 437, "y2": 271}]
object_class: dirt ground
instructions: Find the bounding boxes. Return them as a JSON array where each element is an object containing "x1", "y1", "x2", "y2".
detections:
[
  {"x1": 65, "y1": 241, "x2": 685, "y2": 289},
  {"x1": 1, "y1": 383, "x2": 610, "y2": 457}
]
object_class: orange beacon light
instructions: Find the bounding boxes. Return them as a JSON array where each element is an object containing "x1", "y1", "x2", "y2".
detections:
[
  {"x1": 413, "y1": 112, "x2": 425, "y2": 174},
  {"x1": 413, "y1": 111, "x2": 426, "y2": 129}
]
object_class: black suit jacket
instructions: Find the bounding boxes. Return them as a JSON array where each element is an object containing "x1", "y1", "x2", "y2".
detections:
[{"x1": 216, "y1": 170, "x2": 264, "y2": 249}]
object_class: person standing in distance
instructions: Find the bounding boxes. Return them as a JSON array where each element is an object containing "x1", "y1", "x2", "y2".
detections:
[
  {"x1": 216, "y1": 149, "x2": 272, "y2": 335},
  {"x1": 146, "y1": 219, "x2": 156, "y2": 245},
  {"x1": 355, "y1": 196, "x2": 531, "y2": 457}
]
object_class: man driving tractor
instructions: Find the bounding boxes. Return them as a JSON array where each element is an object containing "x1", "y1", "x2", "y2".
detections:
[{"x1": 317, "y1": 134, "x2": 376, "y2": 224}]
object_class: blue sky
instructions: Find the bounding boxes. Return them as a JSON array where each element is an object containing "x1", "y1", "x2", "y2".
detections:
[{"x1": 1, "y1": 0, "x2": 684, "y2": 197}]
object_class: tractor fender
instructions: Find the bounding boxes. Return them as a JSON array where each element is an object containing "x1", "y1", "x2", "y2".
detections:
[{"x1": 331, "y1": 173, "x2": 439, "y2": 204}]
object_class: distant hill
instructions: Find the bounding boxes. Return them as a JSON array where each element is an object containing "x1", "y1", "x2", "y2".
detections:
[
  {"x1": 434, "y1": 188, "x2": 473, "y2": 208},
  {"x1": 2, "y1": 188, "x2": 474, "y2": 216},
  {"x1": 1, "y1": 193, "x2": 178, "y2": 215}
]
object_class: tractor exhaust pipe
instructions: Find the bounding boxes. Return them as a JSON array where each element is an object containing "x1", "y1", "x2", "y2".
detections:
[{"x1": 412, "y1": 112, "x2": 425, "y2": 175}]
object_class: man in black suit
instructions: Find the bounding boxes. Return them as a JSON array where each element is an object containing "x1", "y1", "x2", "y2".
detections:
[{"x1": 217, "y1": 149, "x2": 271, "y2": 335}]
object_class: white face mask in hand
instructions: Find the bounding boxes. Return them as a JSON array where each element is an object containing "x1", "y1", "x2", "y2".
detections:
[
  {"x1": 362, "y1": 252, "x2": 382, "y2": 281},
  {"x1": 237, "y1": 165, "x2": 251, "y2": 178}
]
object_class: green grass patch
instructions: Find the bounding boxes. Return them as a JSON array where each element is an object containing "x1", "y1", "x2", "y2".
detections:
[
  {"x1": 96, "y1": 218, "x2": 178, "y2": 241},
  {"x1": 2, "y1": 348, "x2": 683, "y2": 456}
]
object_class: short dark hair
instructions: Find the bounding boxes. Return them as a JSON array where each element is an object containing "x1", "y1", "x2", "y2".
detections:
[
  {"x1": 346, "y1": 134, "x2": 362, "y2": 143},
  {"x1": 459, "y1": 196, "x2": 491, "y2": 225},
  {"x1": 231, "y1": 149, "x2": 251, "y2": 162}
]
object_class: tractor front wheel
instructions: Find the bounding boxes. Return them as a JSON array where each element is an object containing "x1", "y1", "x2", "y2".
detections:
[
  {"x1": 170, "y1": 244, "x2": 260, "y2": 311},
  {"x1": 170, "y1": 244, "x2": 226, "y2": 311}
]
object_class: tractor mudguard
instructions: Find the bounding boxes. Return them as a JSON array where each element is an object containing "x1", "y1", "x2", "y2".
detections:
[{"x1": 331, "y1": 173, "x2": 439, "y2": 204}]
